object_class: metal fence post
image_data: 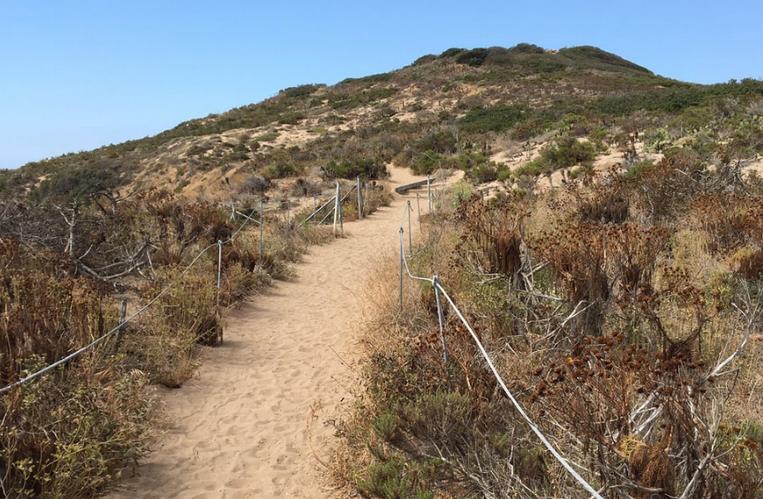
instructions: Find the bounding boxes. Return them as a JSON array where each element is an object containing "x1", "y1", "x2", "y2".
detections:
[
  {"x1": 259, "y1": 199, "x2": 265, "y2": 257},
  {"x1": 427, "y1": 175, "x2": 432, "y2": 211},
  {"x1": 416, "y1": 191, "x2": 422, "y2": 229},
  {"x1": 433, "y1": 276, "x2": 448, "y2": 365},
  {"x1": 399, "y1": 226, "x2": 404, "y2": 312},
  {"x1": 406, "y1": 200, "x2": 413, "y2": 252}
]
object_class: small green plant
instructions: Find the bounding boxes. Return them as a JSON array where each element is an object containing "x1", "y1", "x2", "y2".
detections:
[
  {"x1": 263, "y1": 162, "x2": 302, "y2": 179},
  {"x1": 458, "y1": 105, "x2": 527, "y2": 133},
  {"x1": 324, "y1": 159, "x2": 388, "y2": 179},
  {"x1": 356, "y1": 457, "x2": 435, "y2": 499}
]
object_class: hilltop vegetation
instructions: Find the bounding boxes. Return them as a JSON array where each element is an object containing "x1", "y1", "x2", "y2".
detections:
[{"x1": 3, "y1": 43, "x2": 760, "y2": 205}]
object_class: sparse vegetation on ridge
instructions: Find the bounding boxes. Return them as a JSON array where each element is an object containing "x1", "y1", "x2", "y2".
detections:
[{"x1": 3, "y1": 43, "x2": 760, "y2": 206}]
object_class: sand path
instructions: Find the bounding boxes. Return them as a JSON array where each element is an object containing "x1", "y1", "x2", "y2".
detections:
[{"x1": 110, "y1": 166, "x2": 428, "y2": 499}]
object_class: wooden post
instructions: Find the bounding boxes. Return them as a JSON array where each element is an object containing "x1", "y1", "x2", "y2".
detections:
[
  {"x1": 216, "y1": 240, "x2": 223, "y2": 290},
  {"x1": 230, "y1": 201, "x2": 236, "y2": 221},
  {"x1": 356, "y1": 176, "x2": 363, "y2": 219},
  {"x1": 339, "y1": 187, "x2": 344, "y2": 236},
  {"x1": 399, "y1": 226, "x2": 404, "y2": 312},
  {"x1": 406, "y1": 200, "x2": 412, "y2": 253},
  {"x1": 333, "y1": 181, "x2": 340, "y2": 236},
  {"x1": 259, "y1": 199, "x2": 265, "y2": 257},
  {"x1": 113, "y1": 298, "x2": 127, "y2": 353},
  {"x1": 215, "y1": 239, "x2": 223, "y2": 310}
]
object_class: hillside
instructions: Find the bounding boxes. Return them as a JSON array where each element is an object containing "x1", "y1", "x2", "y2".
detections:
[
  {"x1": 2, "y1": 43, "x2": 763, "y2": 498},
  {"x1": 2, "y1": 43, "x2": 761, "y2": 205}
]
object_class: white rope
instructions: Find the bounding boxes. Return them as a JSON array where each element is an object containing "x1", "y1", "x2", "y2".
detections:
[
  {"x1": 432, "y1": 281, "x2": 604, "y2": 499},
  {"x1": 399, "y1": 200, "x2": 434, "y2": 284},
  {"x1": 401, "y1": 243, "x2": 434, "y2": 284},
  {"x1": 0, "y1": 207, "x2": 259, "y2": 395},
  {"x1": 396, "y1": 189, "x2": 602, "y2": 496}
]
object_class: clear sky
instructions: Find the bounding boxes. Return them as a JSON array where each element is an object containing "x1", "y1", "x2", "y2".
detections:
[{"x1": 1, "y1": 0, "x2": 761, "y2": 169}]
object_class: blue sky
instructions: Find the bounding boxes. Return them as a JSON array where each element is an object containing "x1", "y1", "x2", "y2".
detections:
[{"x1": 1, "y1": 1, "x2": 761, "y2": 169}]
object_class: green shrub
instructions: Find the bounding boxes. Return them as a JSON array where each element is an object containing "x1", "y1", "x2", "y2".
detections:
[
  {"x1": 412, "y1": 130, "x2": 458, "y2": 155},
  {"x1": 278, "y1": 111, "x2": 306, "y2": 125},
  {"x1": 623, "y1": 160, "x2": 656, "y2": 179},
  {"x1": 279, "y1": 84, "x2": 324, "y2": 99},
  {"x1": 513, "y1": 158, "x2": 549, "y2": 177},
  {"x1": 439, "y1": 47, "x2": 465, "y2": 58},
  {"x1": 263, "y1": 162, "x2": 302, "y2": 179},
  {"x1": 458, "y1": 105, "x2": 526, "y2": 133},
  {"x1": 410, "y1": 151, "x2": 442, "y2": 175},
  {"x1": 469, "y1": 163, "x2": 500, "y2": 183},
  {"x1": 35, "y1": 161, "x2": 123, "y2": 201},
  {"x1": 324, "y1": 159, "x2": 388, "y2": 179},
  {"x1": 254, "y1": 131, "x2": 279, "y2": 142},
  {"x1": 539, "y1": 136, "x2": 597, "y2": 170},
  {"x1": 356, "y1": 457, "x2": 435, "y2": 499},
  {"x1": 455, "y1": 48, "x2": 490, "y2": 67}
]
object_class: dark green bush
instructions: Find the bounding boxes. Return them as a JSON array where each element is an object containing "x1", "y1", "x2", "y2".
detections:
[
  {"x1": 458, "y1": 105, "x2": 527, "y2": 133},
  {"x1": 35, "y1": 162, "x2": 123, "y2": 201},
  {"x1": 540, "y1": 136, "x2": 597, "y2": 170},
  {"x1": 279, "y1": 84, "x2": 324, "y2": 99},
  {"x1": 410, "y1": 151, "x2": 442, "y2": 175},
  {"x1": 439, "y1": 47, "x2": 465, "y2": 58},
  {"x1": 455, "y1": 48, "x2": 490, "y2": 67},
  {"x1": 324, "y1": 159, "x2": 388, "y2": 179},
  {"x1": 412, "y1": 130, "x2": 458, "y2": 155}
]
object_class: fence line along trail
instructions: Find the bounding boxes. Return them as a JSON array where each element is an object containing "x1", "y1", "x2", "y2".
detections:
[{"x1": 109, "y1": 166, "x2": 430, "y2": 499}]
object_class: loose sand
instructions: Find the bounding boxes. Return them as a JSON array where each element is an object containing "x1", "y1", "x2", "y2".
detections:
[{"x1": 109, "y1": 166, "x2": 427, "y2": 499}]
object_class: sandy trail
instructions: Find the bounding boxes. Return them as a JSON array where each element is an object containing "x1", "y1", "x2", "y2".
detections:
[{"x1": 110, "y1": 166, "x2": 428, "y2": 499}]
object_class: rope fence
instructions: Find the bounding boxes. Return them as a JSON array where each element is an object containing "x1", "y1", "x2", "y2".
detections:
[
  {"x1": 0, "y1": 206, "x2": 262, "y2": 395},
  {"x1": 2, "y1": 175, "x2": 375, "y2": 396},
  {"x1": 3, "y1": 173, "x2": 603, "y2": 497},
  {"x1": 396, "y1": 188, "x2": 603, "y2": 499}
]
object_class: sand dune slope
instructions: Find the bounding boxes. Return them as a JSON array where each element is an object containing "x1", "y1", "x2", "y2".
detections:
[{"x1": 109, "y1": 166, "x2": 427, "y2": 499}]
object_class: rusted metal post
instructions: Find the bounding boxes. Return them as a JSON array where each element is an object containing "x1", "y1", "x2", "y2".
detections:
[{"x1": 399, "y1": 226, "x2": 404, "y2": 312}]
